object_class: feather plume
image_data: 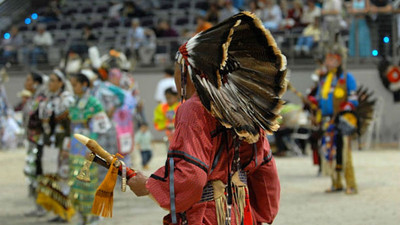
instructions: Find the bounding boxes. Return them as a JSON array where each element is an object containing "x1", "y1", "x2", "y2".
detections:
[
  {"x1": 182, "y1": 12, "x2": 287, "y2": 143},
  {"x1": 355, "y1": 86, "x2": 375, "y2": 135}
]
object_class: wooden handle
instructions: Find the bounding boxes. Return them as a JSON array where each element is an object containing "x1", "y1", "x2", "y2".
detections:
[
  {"x1": 74, "y1": 133, "x2": 134, "y2": 177},
  {"x1": 86, "y1": 139, "x2": 117, "y2": 166}
]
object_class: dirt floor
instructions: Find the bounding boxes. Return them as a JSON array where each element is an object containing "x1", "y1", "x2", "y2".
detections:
[{"x1": 0, "y1": 144, "x2": 399, "y2": 225}]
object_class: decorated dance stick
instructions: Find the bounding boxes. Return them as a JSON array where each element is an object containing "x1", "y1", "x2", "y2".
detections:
[
  {"x1": 73, "y1": 133, "x2": 136, "y2": 217},
  {"x1": 74, "y1": 134, "x2": 136, "y2": 180}
]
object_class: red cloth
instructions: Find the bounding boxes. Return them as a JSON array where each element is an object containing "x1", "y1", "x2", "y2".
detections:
[{"x1": 147, "y1": 94, "x2": 280, "y2": 225}]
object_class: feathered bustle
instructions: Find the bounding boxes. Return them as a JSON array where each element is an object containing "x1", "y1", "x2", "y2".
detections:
[
  {"x1": 179, "y1": 11, "x2": 287, "y2": 143},
  {"x1": 355, "y1": 86, "x2": 375, "y2": 135}
]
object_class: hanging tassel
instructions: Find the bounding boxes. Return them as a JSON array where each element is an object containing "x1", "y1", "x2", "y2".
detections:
[
  {"x1": 231, "y1": 172, "x2": 247, "y2": 224},
  {"x1": 212, "y1": 180, "x2": 227, "y2": 225},
  {"x1": 243, "y1": 187, "x2": 253, "y2": 225},
  {"x1": 91, "y1": 157, "x2": 118, "y2": 217}
]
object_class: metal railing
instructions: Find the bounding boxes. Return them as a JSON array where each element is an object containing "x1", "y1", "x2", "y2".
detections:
[
  {"x1": 0, "y1": 0, "x2": 31, "y2": 32},
  {"x1": 9, "y1": 10, "x2": 400, "y2": 69}
]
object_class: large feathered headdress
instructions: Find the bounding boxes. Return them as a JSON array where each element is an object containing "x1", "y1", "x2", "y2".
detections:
[{"x1": 176, "y1": 11, "x2": 287, "y2": 143}]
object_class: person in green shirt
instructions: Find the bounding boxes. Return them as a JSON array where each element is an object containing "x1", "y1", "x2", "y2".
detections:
[
  {"x1": 69, "y1": 72, "x2": 106, "y2": 225},
  {"x1": 135, "y1": 123, "x2": 153, "y2": 170}
]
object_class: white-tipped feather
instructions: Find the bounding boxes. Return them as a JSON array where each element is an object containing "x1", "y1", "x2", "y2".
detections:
[
  {"x1": 187, "y1": 58, "x2": 196, "y2": 68},
  {"x1": 280, "y1": 54, "x2": 287, "y2": 71},
  {"x1": 188, "y1": 65, "x2": 193, "y2": 78},
  {"x1": 186, "y1": 33, "x2": 200, "y2": 52}
]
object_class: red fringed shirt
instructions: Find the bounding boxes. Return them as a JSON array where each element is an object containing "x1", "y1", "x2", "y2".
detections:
[{"x1": 146, "y1": 94, "x2": 280, "y2": 225}]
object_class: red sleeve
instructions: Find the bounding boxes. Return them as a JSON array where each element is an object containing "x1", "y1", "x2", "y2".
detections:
[
  {"x1": 146, "y1": 103, "x2": 214, "y2": 213},
  {"x1": 247, "y1": 136, "x2": 280, "y2": 224}
]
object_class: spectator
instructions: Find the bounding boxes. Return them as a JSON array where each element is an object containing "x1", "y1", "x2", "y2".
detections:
[
  {"x1": 195, "y1": 15, "x2": 213, "y2": 34},
  {"x1": 219, "y1": 0, "x2": 240, "y2": 21},
  {"x1": 260, "y1": 0, "x2": 282, "y2": 31},
  {"x1": 321, "y1": 0, "x2": 343, "y2": 45},
  {"x1": 108, "y1": 1, "x2": 123, "y2": 20},
  {"x1": 370, "y1": 0, "x2": 393, "y2": 57},
  {"x1": 281, "y1": 0, "x2": 303, "y2": 29},
  {"x1": 1, "y1": 26, "x2": 23, "y2": 65},
  {"x1": 122, "y1": 1, "x2": 146, "y2": 19},
  {"x1": 295, "y1": 17, "x2": 321, "y2": 55},
  {"x1": 67, "y1": 24, "x2": 97, "y2": 59},
  {"x1": 29, "y1": 23, "x2": 53, "y2": 67},
  {"x1": 280, "y1": 0, "x2": 289, "y2": 19},
  {"x1": 135, "y1": 123, "x2": 153, "y2": 170},
  {"x1": 126, "y1": 18, "x2": 145, "y2": 60},
  {"x1": 206, "y1": 3, "x2": 220, "y2": 25},
  {"x1": 153, "y1": 87, "x2": 180, "y2": 143},
  {"x1": 38, "y1": 0, "x2": 61, "y2": 23},
  {"x1": 154, "y1": 20, "x2": 179, "y2": 38},
  {"x1": 301, "y1": 0, "x2": 321, "y2": 26},
  {"x1": 154, "y1": 67, "x2": 176, "y2": 104},
  {"x1": 83, "y1": 24, "x2": 97, "y2": 42},
  {"x1": 248, "y1": 0, "x2": 263, "y2": 18},
  {"x1": 287, "y1": 0, "x2": 304, "y2": 27},
  {"x1": 138, "y1": 28, "x2": 157, "y2": 66},
  {"x1": 348, "y1": 0, "x2": 371, "y2": 57}
]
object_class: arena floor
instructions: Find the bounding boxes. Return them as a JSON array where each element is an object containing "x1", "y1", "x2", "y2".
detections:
[{"x1": 0, "y1": 143, "x2": 398, "y2": 225}]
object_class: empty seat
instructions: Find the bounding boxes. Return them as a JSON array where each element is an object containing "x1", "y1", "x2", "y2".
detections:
[
  {"x1": 81, "y1": 7, "x2": 93, "y2": 14},
  {"x1": 19, "y1": 25, "x2": 28, "y2": 31},
  {"x1": 195, "y1": 1, "x2": 209, "y2": 11},
  {"x1": 73, "y1": 14, "x2": 88, "y2": 22},
  {"x1": 46, "y1": 23, "x2": 58, "y2": 31},
  {"x1": 66, "y1": 8, "x2": 78, "y2": 16},
  {"x1": 88, "y1": 13, "x2": 104, "y2": 22},
  {"x1": 91, "y1": 21, "x2": 104, "y2": 29},
  {"x1": 60, "y1": 22, "x2": 72, "y2": 30},
  {"x1": 52, "y1": 30, "x2": 67, "y2": 39},
  {"x1": 124, "y1": 19, "x2": 131, "y2": 27},
  {"x1": 160, "y1": 2, "x2": 173, "y2": 10},
  {"x1": 156, "y1": 45, "x2": 167, "y2": 54},
  {"x1": 117, "y1": 27, "x2": 128, "y2": 36},
  {"x1": 153, "y1": 9, "x2": 169, "y2": 18},
  {"x1": 97, "y1": 6, "x2": 108, "y2": 14},
  {"x1": 178, "y1": 2, "x2": 190, "y2": 9},
  {"x1": 141, "y1": 18, "x2": 154, "y2": 27},
  {"x1": 175, "y1": 17, "x2": 189, "y2": 26},
  {"x1": 22, "y1": 31, "x2": 35, "y2": 42},
  {"x1": 103, "y1": 35, "x2": 115, "y2": 42},
  {"x1": 75, "y1": 22, "x2": 87, "y2": 30},
  {"x1": 55, "y1": 37, "x2": 68, "y2": 45},
  {"x1": 107, "y1": 20, "x2": 120, "y2": 28},
  {"x1": 100, "y1": 28, "x2": 117, "y2": 37}
]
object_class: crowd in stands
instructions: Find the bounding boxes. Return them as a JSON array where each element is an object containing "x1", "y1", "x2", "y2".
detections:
[{"x1": 0, "y1": 0, "x2": 398, "y2": 68}]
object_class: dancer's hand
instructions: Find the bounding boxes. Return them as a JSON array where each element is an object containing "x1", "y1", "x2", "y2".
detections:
[{"x1": 128, "y1": 171, "x2": 149, "y2": 197}]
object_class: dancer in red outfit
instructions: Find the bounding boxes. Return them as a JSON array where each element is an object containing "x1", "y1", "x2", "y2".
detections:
[{"x1": 128, "y1": 12, "x2": 287, "y2": 225}]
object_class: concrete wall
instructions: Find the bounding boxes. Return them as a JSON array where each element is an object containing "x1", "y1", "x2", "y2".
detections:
[{"x1": 4, "y1": 68, "x2": 400, "y2": 143}]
